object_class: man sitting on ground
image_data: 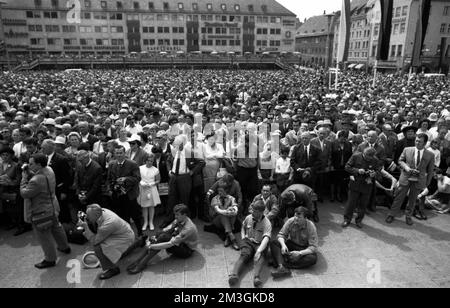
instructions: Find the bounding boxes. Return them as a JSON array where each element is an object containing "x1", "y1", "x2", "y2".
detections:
[
  {"x1": 126, "y1": 204, "x2": 198, "y2": 274},
  {"x1": 270, "y1": 206, "x2": 318, "y2": 278}
]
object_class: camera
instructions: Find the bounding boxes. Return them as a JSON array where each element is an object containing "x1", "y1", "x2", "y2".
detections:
[{"x1": 78, "y1": 211, "x2": 87, "y2": 222}]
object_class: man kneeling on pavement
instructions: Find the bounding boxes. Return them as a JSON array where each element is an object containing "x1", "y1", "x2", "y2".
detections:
[
  {"x1": 79, "y1": 204, "x2": 135, "y2": 280},
  {"x1": 270, "y1": 206, "x2": 318, "y2": 278}
]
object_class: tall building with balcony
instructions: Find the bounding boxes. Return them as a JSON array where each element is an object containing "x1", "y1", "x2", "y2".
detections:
[
  {"x1": 295, "y1": 13, "x2": 336, "y2": 67},
  {"x1": 0, "y1": 0, "x2": 297, "y2": 58}
]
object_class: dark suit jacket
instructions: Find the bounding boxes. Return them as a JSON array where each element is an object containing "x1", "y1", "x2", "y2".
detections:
[
  {"x1": 330, "y1": 140, "x2": 353, "y2": 170},
  {"x1": 394, "y1": 138, "x2": 416, "y2": 163},
  {"x1": 154, "y1": 153, "x2": 169, "y2": 183},
  {"x1": 126, "y1": 148, "x2": 149, "y2": 167},
  {"x1": 107, "y1": 159, "x2": 141, "y2": 200},
  {"x1": 311, "y1": 137, "x2": 332, "y2": 171},
  {"x1": 280, "y1": 184, "x2": 315, "y2": 217},
  {"x1": 167, "y1": 148, "x2": 205, "y2": 188},
  {"x1": 345, "y1": 153, "x2": 382, "y2": 193},
  {"x1": 290, "y1": 143, "x2": 321, "y2": 174},
  {"x1": 279, "y1": 122, "x2": 292, "y2": 138},
  {"x1": 48, "y1": 152, "x2": 73, "y2": 196},
  {"x1": 80, "y1": 133, "x2": 98, "y2": 151},
  {"x1": 74, "y1": 160, "x2": 103, "y2": 204}
]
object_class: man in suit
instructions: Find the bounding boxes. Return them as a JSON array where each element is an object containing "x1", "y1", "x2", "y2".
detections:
[
  {"x1": 279, "y1": 114, "x2": 292, "y2": 138},
  {"x1": 161, "y1": 135, "x2": 205, "y2": 228},
  {"x1": 74, "y1": 150, "x2": 103, "y2": 211},
  {"x1": 342, "y1": 147, "x2": 382, "y2": 229},
  {"x1": 394, "y1": 126, "x2": 417, "y2": 167},
  {"x1": 386, "y1": 134, "x2": 435, "y2": 226},
  {"x1": 20, "y1": 153, "x2": 71, "y2": 269},
  {"x1": 126, "y1": 135, "x2": 148, "y2": 166},
  {"x1": 290, "y1": 132, "x2": 321, "y2": 188},
  {"x1": 279, "y1": 184, "x2": 318, "y2": 222},
  {"x1": 311, "y1": 127, "x2": 332, "y2": 202},
  {"x1": 78, "y1": 121, "x2": 98, "y2": 151},
  {"x1": 41, "y1": 139, "x2": 73, "y2": 223},
  {"x1": 106, "y1": 145, "x2": 143, "y2": 236},
  {"x1": 103, "y1": 118, "x2": 117, "y2": 140}
]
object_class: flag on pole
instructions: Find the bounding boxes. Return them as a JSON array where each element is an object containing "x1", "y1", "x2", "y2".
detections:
[
  {"x1": 336, "y1": 0, "x2": 351, "y2": 63},
  {"x1": 411, "y1": 0, "x2": 432, "y2": 67},
  {"x1": 377, "y1": 0, "x2": 394, "y2": 60}
]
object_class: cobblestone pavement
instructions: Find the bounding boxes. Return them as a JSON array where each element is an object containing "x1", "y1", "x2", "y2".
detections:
[{"x1": 1, "y1": 202, "x2": 449, "y2": 288}]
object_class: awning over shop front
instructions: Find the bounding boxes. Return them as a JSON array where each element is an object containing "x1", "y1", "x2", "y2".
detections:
[
  {"x1": 355, "y1": 64, "x2": 365, "y2": 69},
  {"x1": 348, "y1": 63, "x2": 356, "y2": 68}
]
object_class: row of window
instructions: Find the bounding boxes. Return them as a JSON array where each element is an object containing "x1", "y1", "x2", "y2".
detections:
[
  {"x1": 394, "y1": 6, "x2": 409, "y2": 18},
  {"x1": 351, "y1": 30, "x2": 370, "y2": 39},
  {"x1": 440, "y1": 23, "x2": 450, "y2": 34},
  {"x1": 256, "y1": 40, "x2": 281, "y2": 47},
  {"x1": 81, "y1": 0, "x2": 263, "y2": 13},
  {"x1": 143, "y1": 39, "x2": 185, "y2": 46},
  {"x1": 256, "y1": 28, "x2": 282, "y2": 35},
  {"x1": 392, "y1": 23, "x2": 406, "y2": 35},
  {"x1": 350, "y1": 41, "x2": 369, "y2": 50},
  {"x1": 30, "y1": 38, "x2": 125, "y2": 46},
  {"x1": 349, "y1": 51, "x2": 369, "y2": 58}
]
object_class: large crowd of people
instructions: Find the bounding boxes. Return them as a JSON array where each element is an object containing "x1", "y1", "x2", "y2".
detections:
[{"x1": 0, "y1": 67, "x2": 449, "y2": 286}]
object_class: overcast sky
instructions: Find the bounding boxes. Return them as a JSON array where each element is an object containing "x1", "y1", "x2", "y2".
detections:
[{"x1": 277, "y1": 0, "x2": 342, "y2": 21}]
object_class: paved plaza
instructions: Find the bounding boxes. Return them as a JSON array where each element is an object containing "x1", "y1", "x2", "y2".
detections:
[{"x1": 1, "y1": 202, "x2": 449, "y2": 288}]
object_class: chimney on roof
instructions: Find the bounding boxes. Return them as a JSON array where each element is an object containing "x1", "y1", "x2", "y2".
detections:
[{"x1": 324, "y1": 10, "x2": 326, "y2": 15}]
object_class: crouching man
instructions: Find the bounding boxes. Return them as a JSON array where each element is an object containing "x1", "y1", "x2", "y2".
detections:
[
  {"x1": 228, "y1": 200, "x2": 272, "y2": 288},
  {"x1": 79, "y1": 204, "x2": 135, "y2": 280},
  {"x1": 126, "y1": 204, "x2": 198, "y2": 275},
  {"x1": 270, "y1": 206, "x2": 318, "y2": 278}
]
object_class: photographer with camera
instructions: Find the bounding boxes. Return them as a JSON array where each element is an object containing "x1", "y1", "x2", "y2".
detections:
[
  {"x1": 342, "y1": 147, "x2": 382, "y2": 229},
  {"x1": 106, "y1": 145, "x2": 143, "y2": 236},
  {"x1": 386, "y1": 134, "x2": 435, "y2": 226},
  {"x1": 20, "y1": 153, "x2": 71, "y2": 269},
  {"x1": 78, "y1": 204, "x2": 135, "y2": 280}
]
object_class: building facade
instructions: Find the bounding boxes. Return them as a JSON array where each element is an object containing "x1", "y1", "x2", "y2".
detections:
[
  {"x1": 295, "y1": 13, "x2": 335, "y2": 67},
  {"x1": 0, "y1": 0, "x2": 297, "y2": 58},
  {"x1": 332, "y1": 0, "x2": 450, "y2": 72}
]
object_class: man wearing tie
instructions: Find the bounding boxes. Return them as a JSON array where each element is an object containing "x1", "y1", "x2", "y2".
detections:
[
  {"x1": 161, "y1": 135, "x2": 205, "y2": 228},
  {"x1": 386, "y1": 134, "x2": 435, "y2": 226},
  {"x1": 311, "y1": 127, "x2": 332, "y2": 202},
  {"x1": 107, "y1": 145, "x2": 143, "y2": 236},
  {"x1": 290, "y1": 132, "x2": 321, "y2": 188}
]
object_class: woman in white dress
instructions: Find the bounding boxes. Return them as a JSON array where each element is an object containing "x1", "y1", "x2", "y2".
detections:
[
  {"x1": 138, "y1": 153, "x2": 161, "y2": 231},
  {"x1": 203, "y1": 131, "x2": 226, "y2": 192}
]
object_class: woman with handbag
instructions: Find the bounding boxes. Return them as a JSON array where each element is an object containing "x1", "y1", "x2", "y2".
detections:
[{"x1": 20, "y1": 153, "x2": 71, "y2": 269}]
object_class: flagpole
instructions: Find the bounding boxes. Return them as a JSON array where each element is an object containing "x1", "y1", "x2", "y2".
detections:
[
  {"x1": 335, "y1": 56, "x2": 339, "y2": 90},
  {"x1": 372, "y1": 60, "x2": 378, "y2": 88},
  {"x1": 408, "y1": 65, "x2": 413, "y2": 85}
]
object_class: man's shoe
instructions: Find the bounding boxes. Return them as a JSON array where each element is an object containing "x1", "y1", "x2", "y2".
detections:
[
  {"x1": 406, "y1": 217, "x2": 414, "y2": 226},
  {"x1": 228, "y1": 274, "x2": 239, "y2": 286},
  {"x1": 355, "y1": 221, "x2": 363, "y2": 229},
  {"x1": 271, "y1": 266, "x2": 292, "y2": 279},
  {"x1": 99, "y1": 267, "x2": 120, "y2": 280},
  {"x1": 127, "y1": 262, "x2": 147, "y2": 275},
  {"x1": 35, "y1": 260, "x2": 56, "y2": 269},
  {"x1": 58, "y1": 247, "x2": 71, "y2": 255},
  {"x1": 253, "y1": 276, "x2": 263, "y2": 288},
  {"x1": 224, "y1": 236, "x2": 231, "y2": 247},
  {"x1": 341, "y1": 221, "x2": 351, "y2": 228},
  {"x1": 336, "y1": 196, "x2": 343, "y2": 203},
  {"x1": 231, "y1": 240, "x2": 240, "y2": 251},
  {"x1": 416, "y1": 211, "x2": 427, "y2": 221},
  {"x1": 385, "y1": 216, "x2": 395, "y2": 224}
]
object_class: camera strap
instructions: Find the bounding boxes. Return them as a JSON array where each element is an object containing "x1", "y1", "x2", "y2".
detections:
[{"x1": 44, "y1": 175, "x2": 56, "y2": 218}]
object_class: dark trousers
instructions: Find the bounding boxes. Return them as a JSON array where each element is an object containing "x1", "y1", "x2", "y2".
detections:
[
  {"x1": 236, "y1": 166, "x2": 258, "y2": 215},
  {"x1": 167, "y1": 174, "x2": 192, "y2": 222},
  {"x1": 129, "y1": 232, "x2": 193, "y2": 268},
  {"x1": 112, "y1": 194, "x2": 143, "y2": 236},
  {"x1": 33, "y1": 217, "x2": 70, "y2": 262},
  {"x1": 269, "y1": 239, "x2": 317, "y2": 269},
  {"x1": 189, "y1": 185, "x2": 205, "y2": 219},
  {"x1": 94, "y1": 244, "x2": 117, "y2": 271},
  {"x1": 344, "y1": 189, "x2": 370, "y2": 223}
]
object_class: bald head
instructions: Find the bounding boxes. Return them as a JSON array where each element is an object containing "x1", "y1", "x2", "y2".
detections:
[{"x1": 86, "y1": 204, "x2": 103, "y2": 223}]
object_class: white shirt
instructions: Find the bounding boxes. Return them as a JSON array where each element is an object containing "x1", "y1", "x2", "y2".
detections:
[
  {"x1": 275, "y1": 157, "x2": 291, "y2": 174},
  {"x1": 115, "y1": 139, "x2": 130, "y2": 152},
  {"x1": 126, "y1": 124, "x2": 143, "y2": 135},
  {"x1": 171, "y1": 150, "x2": 188, "y2": 175},
  {"x1": 47, "y1": 152, "x2": 55, "y2": 167},
  {"x1": 93, "y1": 140, "x2": 104, "y2": 155},
  {"x1": 13, "y1": 142, "x2": 26, "y2": 158},
  {"x1": 414, "y1": 148, "x2": 424, "y2": 168},
  {"x1": 81, "y1": 133, "x2": 90, "y2": 143},
  {"x1": 426, "y1": 148, "x2": 440, "y2": 168}
]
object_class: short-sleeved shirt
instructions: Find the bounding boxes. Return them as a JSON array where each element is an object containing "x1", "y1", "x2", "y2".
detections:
[
  {"x1": 169, "y1": 217, "x2": 199, "y2": 250},
  {"x1": 242, "y1": 214, "x2": 272, "y2": 244},
  {"x1": 278, "y1": 218, "x2": 318, "y2": 253}
]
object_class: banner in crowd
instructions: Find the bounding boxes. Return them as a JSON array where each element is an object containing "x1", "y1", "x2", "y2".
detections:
[
  {"x1": 377, "y1": 0, "x2": 394, "y2": 61},
  {"x1": 412, "y1": 0, "x2": 432, "y2": 67},
  {"x1": 337, "y1": 0, "x2": 351, "y2": 63}
]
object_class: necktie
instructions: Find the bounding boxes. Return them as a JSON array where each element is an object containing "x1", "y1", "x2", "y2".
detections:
[
  {"x1": 416, "y1": 150, "x2": 421, "y2": 168},
  {"x1": 305, "y1": 146, "x2": 309, "y2": 163},
  {"x1": 175, "y1": 154, "x2": 180, "y2": 175}
]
